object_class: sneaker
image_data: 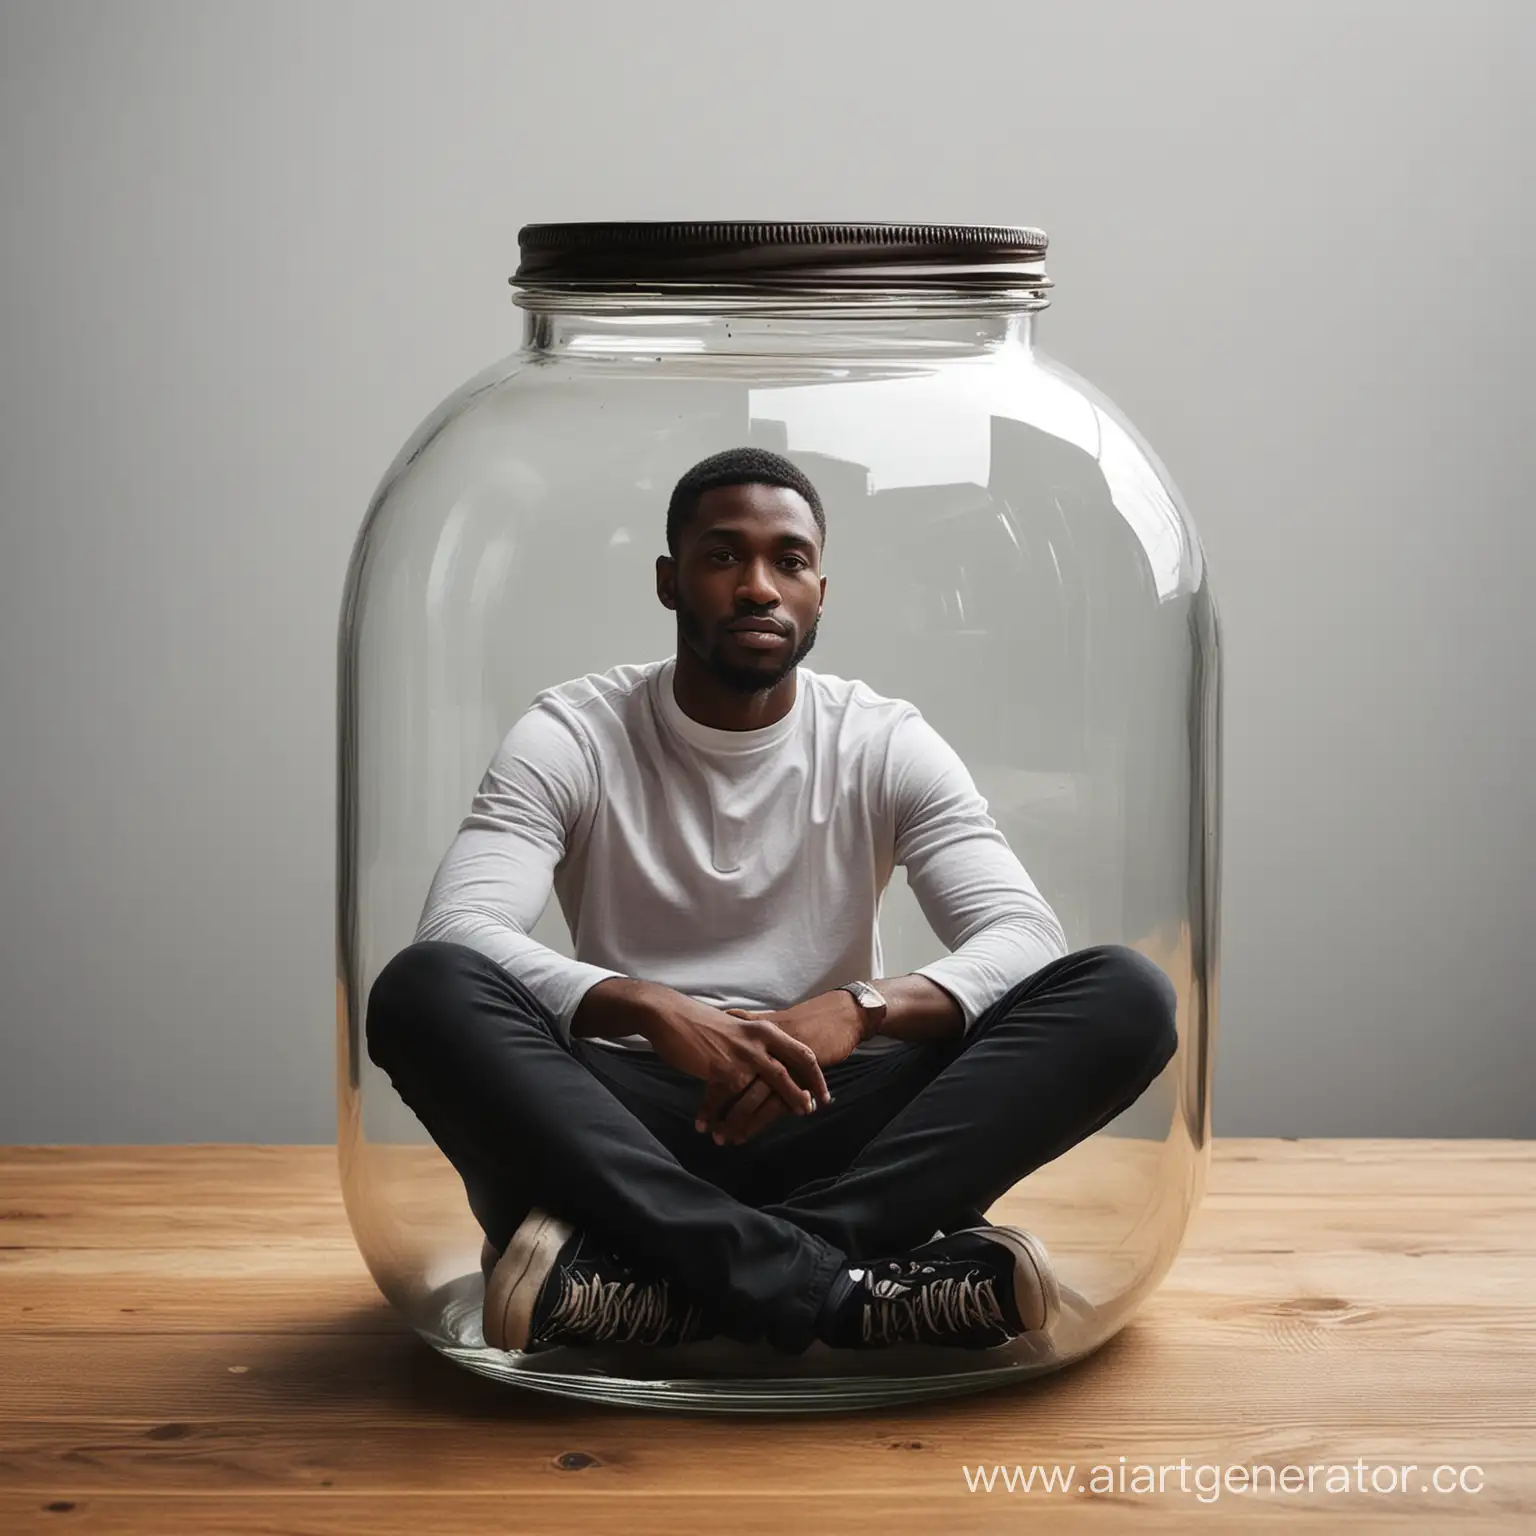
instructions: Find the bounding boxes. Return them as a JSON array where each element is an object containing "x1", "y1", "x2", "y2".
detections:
[
  {"x1": 817, "y1": 1225, "x2": 1061, "y2": 1350},
  {"x1": 482, "y1": 1207, "x2": 711, "y2": 1353}
]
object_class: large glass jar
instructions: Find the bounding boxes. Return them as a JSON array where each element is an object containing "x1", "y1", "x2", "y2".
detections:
[{"x1": 336, "y1": 223, "x2": 1222, "y2": 1412}]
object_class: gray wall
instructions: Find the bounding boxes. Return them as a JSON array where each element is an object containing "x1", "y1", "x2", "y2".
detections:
[{"x1": 1, "y1": 0, "x2": 1530, "y2": 1142}]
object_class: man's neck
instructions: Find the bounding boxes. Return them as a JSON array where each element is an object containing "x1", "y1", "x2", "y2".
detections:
[{"x1": 671, "y1": 651, "x2": 798, "y2": 731}]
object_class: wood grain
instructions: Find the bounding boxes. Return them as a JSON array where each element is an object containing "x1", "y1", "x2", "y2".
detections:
[
  {"x1": 1, "y1": 1141, "x2": 1532, "y2": 1533},
  {"x1": 0, "y1": 1494, "x2": 1525, "y2": 1536}
]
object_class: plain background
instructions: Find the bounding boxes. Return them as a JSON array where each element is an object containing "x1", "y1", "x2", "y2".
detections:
[{"x1": 1, "y1": 0, "x2": 1531, "y2": 1142}]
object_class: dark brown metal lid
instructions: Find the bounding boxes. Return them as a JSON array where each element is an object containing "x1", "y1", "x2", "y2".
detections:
[{"x1": 513, "y1": 222, "x2": 1049, "y2": 285}]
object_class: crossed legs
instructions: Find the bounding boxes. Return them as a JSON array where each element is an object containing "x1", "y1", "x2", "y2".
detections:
[{"x1": 365, "y1": 940, "x2": 1177, "y2": 1354}]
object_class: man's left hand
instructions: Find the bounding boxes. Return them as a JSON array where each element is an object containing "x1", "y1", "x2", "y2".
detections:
[{"x1": 697, "y1": 991, "x2": 865, "y2": 1147}]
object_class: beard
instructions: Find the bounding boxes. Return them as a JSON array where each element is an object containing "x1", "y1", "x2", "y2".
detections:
[{"x1": 675, "y1": 594, "x2": 819, "y2": 695}]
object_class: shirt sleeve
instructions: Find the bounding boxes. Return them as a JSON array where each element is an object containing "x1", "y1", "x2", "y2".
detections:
[
  {"x1": 413, "y1": 699, "x2": 626, "y2": 1043},
  {"x1": 885, "y1": 708, "x2": 1070, "y2": 1033}
]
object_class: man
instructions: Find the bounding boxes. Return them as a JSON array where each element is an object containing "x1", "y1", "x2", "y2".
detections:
[{"x1": 366, "y1": 446, "x2": 1177, "y2": 1358}]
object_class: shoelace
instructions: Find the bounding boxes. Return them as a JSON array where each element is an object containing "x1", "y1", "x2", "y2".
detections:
[
  {"x1": 861, "y1": 1265, "x2": 1007, "y2": 1344},
  {"x1": 546, "y1": 1268, "x2": 697, "y2": 1345}
]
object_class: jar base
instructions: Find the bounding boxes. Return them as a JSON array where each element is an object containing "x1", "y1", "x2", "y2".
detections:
[{"x1": 417, "y1": 1272, "x2": 1118, "y2": 1413}]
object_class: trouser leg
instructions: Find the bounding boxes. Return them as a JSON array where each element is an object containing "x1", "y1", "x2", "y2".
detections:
[
  {"x1": 751, "y1": 945, "x2": 1179, "y2": 1261},
  {"x1": 363, "y1": 941, "x2": 845, "y2": 1353}
]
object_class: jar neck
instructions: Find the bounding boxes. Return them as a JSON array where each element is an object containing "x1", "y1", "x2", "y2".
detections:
[{"x1": 520, "y1": 304, "x2": 1039, "y2": 361}]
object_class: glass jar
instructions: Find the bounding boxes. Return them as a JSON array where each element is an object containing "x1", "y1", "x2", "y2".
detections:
[{"x1": 336, "y1": 223, "x2": 1222, "y2": 1412}]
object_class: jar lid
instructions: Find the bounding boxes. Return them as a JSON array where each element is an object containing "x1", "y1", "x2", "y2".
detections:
[{"x1": 513, "y1": 222, "x2": 1048, "y2": 288}]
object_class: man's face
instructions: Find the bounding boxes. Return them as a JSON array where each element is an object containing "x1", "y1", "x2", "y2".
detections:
[{"x1": 661, "y1": 482, "x2": 825, "y2": 695}]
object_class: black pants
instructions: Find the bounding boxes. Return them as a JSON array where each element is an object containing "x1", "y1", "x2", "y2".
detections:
[{"x1": 365, "y1": 941, "x2": 1178, "y2": 1354}]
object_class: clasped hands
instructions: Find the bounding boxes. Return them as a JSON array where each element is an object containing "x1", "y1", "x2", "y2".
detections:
[{"x1": 692, "y1": 989, "x2": 867, "y2": 1148}]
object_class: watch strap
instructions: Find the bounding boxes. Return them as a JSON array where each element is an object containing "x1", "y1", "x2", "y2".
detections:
[{"x1": 838, "y1": 980, "x2": 887, "y2": 1040}]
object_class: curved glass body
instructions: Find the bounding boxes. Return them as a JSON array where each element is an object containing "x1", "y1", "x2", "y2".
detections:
[{"x1": 336, "y1": 288, "x2": 1223, "y2": 1412}]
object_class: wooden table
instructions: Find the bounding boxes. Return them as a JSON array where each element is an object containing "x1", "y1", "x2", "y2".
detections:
[{"x1": 1, "y1": 1141, "x2": 1531, "y2": 1533}]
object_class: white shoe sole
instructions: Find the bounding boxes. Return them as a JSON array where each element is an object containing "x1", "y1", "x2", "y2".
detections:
[
  {"x1": 967, "y1": 1225, "x2": 1062, "y2": 1334},
  {"x1": 482, "y1": 1208, "x2": 574, "y2": 1351}
]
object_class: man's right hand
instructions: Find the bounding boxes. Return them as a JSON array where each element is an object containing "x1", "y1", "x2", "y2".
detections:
[{"x1": 574, "y1": 977, "x2": 829, "y2": 1125}]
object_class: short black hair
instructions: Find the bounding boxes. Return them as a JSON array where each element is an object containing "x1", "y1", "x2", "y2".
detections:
[{"x1": 665, "y1": 447, "x2": 826, "y2": 558}]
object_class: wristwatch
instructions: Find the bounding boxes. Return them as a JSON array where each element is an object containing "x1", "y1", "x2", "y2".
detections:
[{"x1": 837, "y1": 980, "x2": 888, "y2": 1040}]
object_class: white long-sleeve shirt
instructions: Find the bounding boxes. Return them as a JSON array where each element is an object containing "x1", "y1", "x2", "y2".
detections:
[{"x1": 415, "y1": 654, "x2": 1069, "y2": 1052}]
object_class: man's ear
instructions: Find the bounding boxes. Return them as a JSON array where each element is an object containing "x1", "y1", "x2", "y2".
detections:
[{"x1": 656, "y1": 553, "x2": 676, "y2": 610}]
